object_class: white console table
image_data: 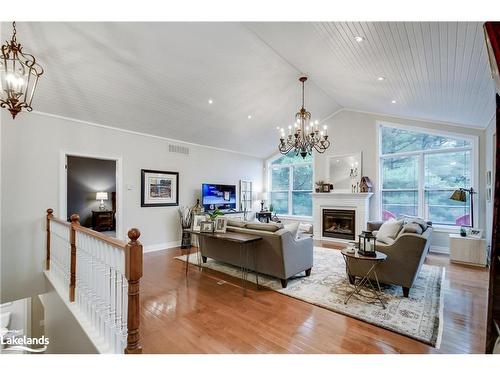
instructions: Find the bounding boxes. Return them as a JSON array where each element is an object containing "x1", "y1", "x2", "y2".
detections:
[{"x1": 449, "y1": 234, "x2": 488, "y2": 267}]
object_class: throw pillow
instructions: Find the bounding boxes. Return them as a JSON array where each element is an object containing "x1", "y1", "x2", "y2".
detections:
[
  {"x1": 298, "y1": 222, "x2": 313, "y2": 234},
  {"x1": 401, "y1": 222, "x2": 423, "y2": 235},
  {"x1": 284, "y1": 222, "x2": 300, "y2": 239},
  {"x1": 227, "y1": 219, "x2": 247, "y2": 228},
  {"x1": 245, "y1": 222, "x2": 284, "y2": 232},
  {"x1": 376, "y1": 219, "x2": 404, "y2": 244},
  {"x1": 398, "y1": 215, "x2": 429, "y2": 231}
]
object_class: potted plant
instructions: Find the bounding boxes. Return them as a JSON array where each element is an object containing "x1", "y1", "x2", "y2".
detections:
[
  {"x1": 208, "y1": 208, "x2": 224, "y2": 221},
  {"x1": 315, "y1": 180, "x2": 325, "y2": 193}
]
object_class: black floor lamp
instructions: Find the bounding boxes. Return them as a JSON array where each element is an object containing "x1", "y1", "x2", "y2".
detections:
[{"x1": 449, "y1": 187, "x2": 477, "y2": 227}]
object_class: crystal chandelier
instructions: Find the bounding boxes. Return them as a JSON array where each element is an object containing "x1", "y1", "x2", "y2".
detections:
[
  {"x1": 278, "y1": 76, "x2": 330, "y2": 158},
  {"x1": 0, "y1": 22, "x2": 44, "y2": 119}
]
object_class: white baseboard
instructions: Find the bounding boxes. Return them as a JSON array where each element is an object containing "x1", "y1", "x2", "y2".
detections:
[
  {"x1": 430, "y1": 246, "x2": 449, "y2": 254},
  {"x1": 144, "y1": 240, "x2": 181, "y2": 253}
]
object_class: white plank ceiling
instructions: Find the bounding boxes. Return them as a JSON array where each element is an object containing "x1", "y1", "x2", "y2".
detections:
[{"x1": 2, "y1": 22, "x2": 495, "y2": 157}]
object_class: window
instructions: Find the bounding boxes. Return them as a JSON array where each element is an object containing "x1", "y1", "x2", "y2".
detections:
[
  {"x1": 268, "y1": 153, "x2": 313, "y2": 217},
  {"x1": 380, "y1": 125, "x2": 474, "y2": 226}
]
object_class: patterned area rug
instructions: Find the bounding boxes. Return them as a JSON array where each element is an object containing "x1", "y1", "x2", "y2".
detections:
[{"x1": 175, "y1": 247, "x2": 444, "y2": 347}]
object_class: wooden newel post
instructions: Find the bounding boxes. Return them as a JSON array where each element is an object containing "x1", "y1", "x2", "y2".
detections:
[
  {"x1": 124, "y1": 228, "x2": 143, "y2": 354},
  {"x1": 69, "y1": 214, "x2": 80, "y2": 302},
  {"x1": 46, "y1": 208, "x2": 54, "y2": 270}
]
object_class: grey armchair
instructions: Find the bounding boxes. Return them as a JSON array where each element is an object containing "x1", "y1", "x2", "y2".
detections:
[{"x1": 346, "y1": 220, "x2": 433, "y2": 297}]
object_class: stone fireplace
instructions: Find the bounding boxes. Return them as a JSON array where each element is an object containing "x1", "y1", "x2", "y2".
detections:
[
  {"x1": 312, "y1": 192, "x2": 373, "y2": 242},
  {"x1": 322, "y1": 209, "x2": 356, "y2": 240}
]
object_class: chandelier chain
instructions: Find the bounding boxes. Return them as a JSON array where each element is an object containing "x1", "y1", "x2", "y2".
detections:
[{"x1": 12, "y1": 22, "x2": 17, "y2": 41}]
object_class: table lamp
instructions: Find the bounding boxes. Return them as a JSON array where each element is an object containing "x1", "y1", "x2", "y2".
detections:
[
  {"x1": 256, "y1": 192, "x2": 266, "y2": 212},
  {"x1": 449, "y1": 187, "x2": 476, "y2": 227},
  {"x1": 96, "y1": 191, "x2": 108, "y2": 211}
]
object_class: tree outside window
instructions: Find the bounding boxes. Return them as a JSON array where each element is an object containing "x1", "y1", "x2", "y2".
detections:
[
  {"x1": 380, "y1": 125, "x2": 473, "y2": 226},
  {"x1": 269, "y1": 154, "x2": 313, "y2": 217}
]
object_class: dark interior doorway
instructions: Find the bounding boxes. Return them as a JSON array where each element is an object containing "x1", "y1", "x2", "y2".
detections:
[{"x1": 67, "y1": 156, "x2": 117, "y2": 236}]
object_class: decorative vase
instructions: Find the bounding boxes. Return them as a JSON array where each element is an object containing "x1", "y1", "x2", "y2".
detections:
[{"x1": 181, "y1": 228, "x2": 192, "y2": 249}]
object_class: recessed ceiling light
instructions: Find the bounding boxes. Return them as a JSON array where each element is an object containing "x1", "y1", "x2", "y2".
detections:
[
  {"x1": 248, "y1": 115, "x2": 252, "y2": 119},
  {"x1": 391, "y1": 100, "x2": 397, "y2": 104},
  {"x1": 208, "y1": 99, "x2": 213, "y2": 104},
  {"x1": 354, "y1": 36, "x2": 365, "y2": 43},
  {"x1": 377, "y1": 76, "x2": 386, "y2": 81}
]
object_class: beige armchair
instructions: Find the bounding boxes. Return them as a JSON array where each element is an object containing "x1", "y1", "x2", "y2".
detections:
[{"x1": 346, "y1": 221, "x2": 433, "y2": 297}]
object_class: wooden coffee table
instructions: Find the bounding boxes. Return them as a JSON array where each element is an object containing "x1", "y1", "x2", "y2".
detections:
[
  {"x1": 341, "y1": 249, "x2": 388, "y2": 308},
  {"x1": 184, "y1": 230, "x2": 262, "y2": 295}
]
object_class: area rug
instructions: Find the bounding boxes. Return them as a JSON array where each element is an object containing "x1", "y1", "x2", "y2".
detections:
[{"x1": 175, "y1": 247, "x2": 444, "y2": 347}]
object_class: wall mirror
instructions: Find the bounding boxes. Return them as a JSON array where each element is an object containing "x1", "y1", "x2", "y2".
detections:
[{"x1": 327, "y1": 152, "x2": 362, "y2": 191}]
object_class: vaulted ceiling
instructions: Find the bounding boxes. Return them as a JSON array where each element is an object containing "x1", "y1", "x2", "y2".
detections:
[{"x1": 3, "y1": 22, "x2": 495, "y2": 157}]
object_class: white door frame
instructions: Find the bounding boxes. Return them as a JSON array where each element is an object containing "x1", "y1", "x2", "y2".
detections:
[{"x1": 59, "y1": 150, "x2": 124, "y2": 240}]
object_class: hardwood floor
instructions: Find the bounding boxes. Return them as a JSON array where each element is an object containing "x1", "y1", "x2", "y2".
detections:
[{"x1": 139, "y1": 241, "x2": 489, "y2": 353}]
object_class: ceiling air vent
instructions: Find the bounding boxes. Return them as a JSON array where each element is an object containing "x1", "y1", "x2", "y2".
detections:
[{"x1": 168, "y1": 144, "x2": 190, "y2": 155}]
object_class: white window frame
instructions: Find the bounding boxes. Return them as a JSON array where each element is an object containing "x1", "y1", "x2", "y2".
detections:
[
  {"x1": 266, "y1": 153, "x2": 314, "y2": 219},
  {"x1": 376, "y1": 121, "x2": 479, "y2": 229}
]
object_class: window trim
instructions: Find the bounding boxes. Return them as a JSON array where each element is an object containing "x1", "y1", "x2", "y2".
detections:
[
  {"x1": 266, "y1": 152, "x2": 314, "y2": 218},
  {"x1": 376, "y1": 121, "x2": 479, "y2": 229}
]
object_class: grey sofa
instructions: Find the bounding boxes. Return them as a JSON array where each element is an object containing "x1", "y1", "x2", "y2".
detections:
[
  {"x1": 199, "y1": 224, "x2": 313, "y2": 288},
  {"x1": 345, "y1": 220, "x2": 433, "y2": 297}
]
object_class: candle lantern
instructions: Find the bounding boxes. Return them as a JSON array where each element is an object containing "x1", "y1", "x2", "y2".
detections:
[{"x1": 358, "y1": 230, "x2": 377, "y2": 257}]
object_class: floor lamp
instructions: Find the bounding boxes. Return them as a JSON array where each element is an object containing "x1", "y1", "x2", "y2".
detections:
[{"x1": 449, "y1": 187, "x2": 476, "y2": 227}]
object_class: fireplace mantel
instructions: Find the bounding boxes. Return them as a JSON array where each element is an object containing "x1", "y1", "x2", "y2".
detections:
[
  {"x1": 312, "y1": 192, "x2": 373, "y2": 242},
  {"x1": 311, "y1": 192, "x2": 373, "y2": 199}
]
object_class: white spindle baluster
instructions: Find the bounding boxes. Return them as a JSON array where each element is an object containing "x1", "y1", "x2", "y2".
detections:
[{"x1": 48, "y1": 216, "x2": 138, "y2": 354}]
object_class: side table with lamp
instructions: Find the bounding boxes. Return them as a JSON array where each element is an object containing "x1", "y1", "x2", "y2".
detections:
[
  {"x1": 92, "y1": 191, "x2": 114, "y2": 231},
  {"x1": 448, "y1": 187, "x2": 487, "y2": 267},
  {"x1": 341, "y1": 231, "x2": 388, "y2": 308},
  {"x1": 255, "y1": 192, "x2": 272, "y2": 223}
]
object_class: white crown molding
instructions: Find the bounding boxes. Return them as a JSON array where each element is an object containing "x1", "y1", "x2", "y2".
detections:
[
  {"x1": 486, "y1": 111, "x2": 496, "y2": 130},
  {"x1": 28, "y1": 110, "x2": 265, "y2": 160},
  {"x1": 340, "y1": 108, "x2": 489, "y2": 131},
  {"x1": 319, "y1": 108, "x2": 344, "y2": 123}
]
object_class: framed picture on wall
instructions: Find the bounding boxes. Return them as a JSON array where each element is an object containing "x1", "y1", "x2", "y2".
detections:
[{"x1": 141, "y1": 169, "x2": 179, "y2": 207}]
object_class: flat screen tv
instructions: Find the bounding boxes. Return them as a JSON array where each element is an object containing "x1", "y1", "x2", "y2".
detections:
[{"x1": 202, "y1": 183, "x2": 237, "y2": 211}]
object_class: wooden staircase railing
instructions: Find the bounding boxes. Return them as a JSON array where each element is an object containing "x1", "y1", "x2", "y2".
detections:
[{"x1": 44, "y1": 208, "x2": 143, "y2": 354}]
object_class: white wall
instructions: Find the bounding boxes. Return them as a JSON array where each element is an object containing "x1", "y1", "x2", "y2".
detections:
[
  {"x1": 313, "y1": 109, "x2": 487, "y2": 251},
  {"x1": 1, "y1": 111, "x2": 264, "y2": 302}
]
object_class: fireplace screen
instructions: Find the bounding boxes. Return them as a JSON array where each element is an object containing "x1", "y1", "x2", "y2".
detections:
[{"x1": 322, "y1": 209, "x2": 356, "y2": 240}]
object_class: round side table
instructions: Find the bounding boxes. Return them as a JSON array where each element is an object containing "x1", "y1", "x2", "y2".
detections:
[{"x1": 341, "y1": 249, "x2": 388, "y2": 309}]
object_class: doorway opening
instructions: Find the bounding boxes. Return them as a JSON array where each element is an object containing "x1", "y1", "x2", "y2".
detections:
[{"x1": 60, "y1": 153, "x2": 122, "y2": 239}]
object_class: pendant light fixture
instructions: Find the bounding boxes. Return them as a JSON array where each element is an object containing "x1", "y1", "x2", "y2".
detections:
[
  {"x1": 277, "y1": 76, "x2": 331, "y2": 158},
  {"x1": 1, "y1": 22, "x2": 44, "y2": 119}
]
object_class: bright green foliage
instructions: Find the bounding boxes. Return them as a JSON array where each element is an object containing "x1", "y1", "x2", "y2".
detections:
[
  {"x1": 381, "y1": 126, "x2": 471, "y2": 225},
  {"x1": 270, "y1": 154, "x2": 313, "y2": 216},
  {"x1": 381, "y1": 126, "x2": 471, "y2": 155}
]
